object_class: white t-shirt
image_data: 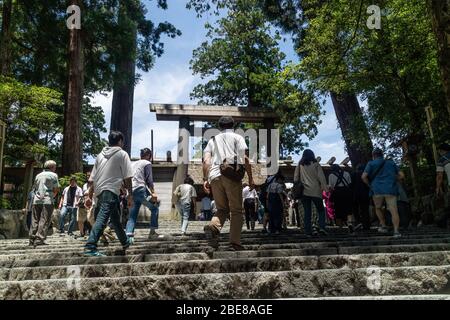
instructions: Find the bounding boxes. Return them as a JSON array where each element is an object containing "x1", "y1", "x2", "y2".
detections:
[
  {"x1": 242, "y1": 186, "x2": 257, "y2": 200},
  {"x1": 201, "y1": 197, "x2": 212, "y2": 211},
  {"x1": 175, "y1": 184, "x2": 197, "y2": 204},
  {"x1": 203, "y1": 131, "x2": 248, "y2": 182},
  {"x1": 132, "y1": 159, "x2": 153, "y2": 191},
  {"x1": 90, "y1": 147, "x2": 134, "y2": 196}
]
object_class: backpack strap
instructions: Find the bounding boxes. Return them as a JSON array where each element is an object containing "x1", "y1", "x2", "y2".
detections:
[{"x1": 369, "y1": 160, "x2": 386, "y2": 183}]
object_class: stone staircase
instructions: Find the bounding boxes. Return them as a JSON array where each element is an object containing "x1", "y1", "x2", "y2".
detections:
[{"x1": 0, "y1": 222, "x2": 450, "y2": 299}]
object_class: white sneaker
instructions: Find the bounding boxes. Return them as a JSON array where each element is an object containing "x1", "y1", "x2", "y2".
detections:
[
  {"x1": 392, "y1": 232, "x2": 402, "y2": 239},
  {"x1": 377, "y1": 226, "x2": 389, "y2": 234}
]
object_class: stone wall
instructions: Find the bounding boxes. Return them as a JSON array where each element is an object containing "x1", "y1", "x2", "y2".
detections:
[{"x1": 0, "y1": 210, "x2": 28, "y2": 239}]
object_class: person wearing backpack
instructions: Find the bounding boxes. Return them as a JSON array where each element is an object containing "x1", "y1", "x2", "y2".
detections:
[
  {"x1": 328, "y1": 164, "x2": 354, "y2": 233},
  {"x1": 362, "y1": 148, "x2": 401, "y2": 238},
  {"x1": 202, "y1": 116, "x2": 255, "y2": 251}
]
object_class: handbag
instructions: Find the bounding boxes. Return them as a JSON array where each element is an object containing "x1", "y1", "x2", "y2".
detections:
[
  {"x1": 212, "y1": 135, "x2": 245, "y2": 182},
  {"x1": 292, "y1": 164, "x2": 304, "y2": 199}
]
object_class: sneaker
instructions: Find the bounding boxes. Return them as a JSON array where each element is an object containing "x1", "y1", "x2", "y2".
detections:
[
  {"x1": 229, "y1": 243, "x2": 245, "y2": 251},
  {"x1": 319, "y1": 228, "x2": 329, "y2": 236},
  {"x1": 378, "y1": 226, "x2": 389, "y2": 234},
  {"x1": 354, "y1": 223, "x2": 363, "y2": 231},
  {"x1": 261, "y1": 228, "x2": 268, "y2": 234},
  {"x1": 28, "y1": 239, "x2": 34, "y2": 246},
  {"x1": 34, "y1": 240, "x2": 48, "y2": 246},
  {"x1": 127, "y1": 236, "x2": 135, "y2": 245},
  {"x1": 122, "y1": 239, "x2": 132, "y2": 250},
  {"x1": 348, "y1": 224, "x2": 355, "y2": 234},
  {"x1": 392, "y1": 232, "x2": 402, "y2": 239},
  {"x1": 84, "y1": 250, "x2": 106, "y2": 257},
  {"x1": 203, "y1": 225, "x2": 219, "y2": 249},
  {"x1": 148, "y1": 229, "x2": 164, "y2": 239},
  {"x1": 312, "y1": 230, "x2": 319, "y2": 236}
]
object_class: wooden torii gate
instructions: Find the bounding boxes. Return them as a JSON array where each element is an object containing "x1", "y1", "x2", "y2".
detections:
[{"x1": 149, "y1": 103, "x2": 281, "y2": 194}]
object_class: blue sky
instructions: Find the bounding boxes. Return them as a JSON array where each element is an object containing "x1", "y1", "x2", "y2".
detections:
[{"x1": 92, "y1": 1, "x2": 347, "y2": 164}]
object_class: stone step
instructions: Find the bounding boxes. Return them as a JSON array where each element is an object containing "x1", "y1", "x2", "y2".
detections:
[
  {"x1": 2, "y1": 235, "x2": 450, "y2": 262},
  {"x1": 292, "y1": 295, "x2": 450, "y2": 300},
  {"x1": 2, "y1": 242, "x2": 450, "y2": 267},
  {"x1": 1, "y1": 230, "x2": 449, "y2": 252},
  {"x1": 3, "y1": 234, "x2": 450, "y2": 255},
  {"x1": 2, "y1": 251, "x2": 450, "y2": 281},
  {"x1": 1, "y1": 265, "x2": 450, "y2": 299}
]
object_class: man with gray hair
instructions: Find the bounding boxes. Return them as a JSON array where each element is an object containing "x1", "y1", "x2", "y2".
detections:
[{"x1": 29, "y1": 160, "x2": 60, "y2": 246}]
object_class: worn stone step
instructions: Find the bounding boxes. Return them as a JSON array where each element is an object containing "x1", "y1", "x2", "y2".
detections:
[
  {"x1": 2, "y1": 231, "x2": 450, "y2": 255},
  {"x1": 1, "y1": 265, "x2": 449, "y2": 299},
  {"x1": 0, "y1": 252, "x2": 211, "y2": 269},
  {"x1": 2, "y1": 241, "x2": 450, "y2": 272},
  {"x1": 2, "y1": 251, "x2": 450, "y2": 281},
  {"x1": 2, "y1": 238, "x2": 450, "y2": 265}
]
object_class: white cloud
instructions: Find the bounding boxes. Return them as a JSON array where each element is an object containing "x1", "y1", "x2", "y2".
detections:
[{"x1": 91, "y1": 67, "x2": 198, "y2": 162}]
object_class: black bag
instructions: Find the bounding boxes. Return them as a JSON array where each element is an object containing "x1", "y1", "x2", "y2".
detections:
[
  {"x1": 292, "y1": 164, "x2": 304, "y2": 199},
  {"x1": 213, "y1": 135, "x2": 245, "y2": 182},
  {"x1": 292, "y1": 181, "x2": 304, "y2": 199}
]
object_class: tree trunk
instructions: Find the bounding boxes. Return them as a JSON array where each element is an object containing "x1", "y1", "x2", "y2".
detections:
[
  {"x1": 0, "y1": 0, "x2": 12, "y2": 76},
  {"x1": 110, "y1": 4, "x2": 137, "y2": 156},
  {"x1": 428, "y1": 0, "x2": 450, "y2": 116},
  {"x1": 110, "y1": 57, "x2": 136, "y2": 155},
  {"x1": 62, "y1": 0, "x2": 84, "y2": 176},
  {"x1": 330, "y1": 91, "x2": 373, "y2": 166}
]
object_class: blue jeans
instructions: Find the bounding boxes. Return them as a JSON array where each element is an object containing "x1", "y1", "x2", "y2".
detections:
[
  {"x1": 59, "y1": 206, "x2": 78, "y2": 234},
  {"x1": 301, "y1": 196, "x2": 326, "y2": 234},
  {"x1": 180, "y1": 201, "x2": 191, "y2": 233},
  {"x1": 85, "y1": 191, "x2": 128, "y2": 251},
  {"x1": 126, "y1": 187, "x2": 159, "y2": 236}
]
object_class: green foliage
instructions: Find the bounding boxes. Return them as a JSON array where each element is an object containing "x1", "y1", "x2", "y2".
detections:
[
  {"x1": 1, "y1": 0, "x2": 180, "y2": 164},
  {"x1": 189, "y1": 0, "x2": 322, "y2": 154},
  {"x1": 0, "y1": 76, "x2": 63, "y2": 164},
  {"x1": 297, "y1": 0, "x2": 448, "y2": 156},
  {"x1": 0, "y1": 197, "x2": 12, "y2": 210},
  {"x1": 58, "y1": 172, "x2": 87, "y2": 191}
]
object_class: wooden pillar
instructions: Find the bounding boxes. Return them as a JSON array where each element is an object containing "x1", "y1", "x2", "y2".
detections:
[
  {"x1": 22, "y1": 160, "x2": 35, "y2": 208},
  {"x1": 171, "y1": 116, "x2": 190, "y2": 219}
]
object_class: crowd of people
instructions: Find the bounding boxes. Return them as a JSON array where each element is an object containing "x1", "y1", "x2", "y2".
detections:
[{"x1": 24, "y1": 115, "x2": 450, "y2": 255}]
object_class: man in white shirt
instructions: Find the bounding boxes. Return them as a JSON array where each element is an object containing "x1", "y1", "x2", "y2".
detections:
[
  {"x1": 29, "y1": 160, "x2": 60, "y2": 246},
  {"x1": 58, "y1": 176, "x2": 83, "y2": 236},
  {"x1": 242, "y1": 183, "x2": 258, "y2": 230},
  {"x1": 84, "y1": 131, "x2": 134, "y2": 257},
  {"x1": 126, "y1": 147, "x2": 161, "y2": 242},
  {"x1": 173, "y1": 176, "x2": 197, "y2": 235},
  {"x1": 202, "y1": 116, "x2": 255, "y2": 250}
]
